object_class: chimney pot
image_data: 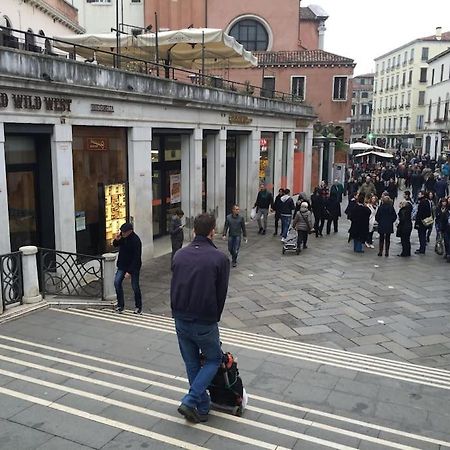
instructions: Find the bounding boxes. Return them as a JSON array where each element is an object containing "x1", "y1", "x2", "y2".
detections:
[{"x1": 436, "y1": 26, "x2": 442, "y2": 40}]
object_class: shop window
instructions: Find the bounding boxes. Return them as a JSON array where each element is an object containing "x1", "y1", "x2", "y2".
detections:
[
  {"x1": 72, "y1": 126, "x2": 128, "y2": 255},
  {"x1": 333, "y1": 76, "x2": 347, "y2": 101},
  {"x1": 291, "y1": 76, "x2": 305, "y2": 101},
  {"x1": 229, "y1": 18, "x2": 268, "y2": 51}
]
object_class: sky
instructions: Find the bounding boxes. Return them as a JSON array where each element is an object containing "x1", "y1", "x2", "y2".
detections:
[{"x1": 310, "y1": 0, "x2": 450, "y2": 75}]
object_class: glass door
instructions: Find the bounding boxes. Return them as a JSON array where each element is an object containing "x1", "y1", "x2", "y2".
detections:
[{"x1": 7, "y1": 169, "x2": 38, "y2": 251}]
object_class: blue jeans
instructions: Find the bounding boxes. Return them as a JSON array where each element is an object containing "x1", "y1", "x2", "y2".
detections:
[
  {"x1": 114, "y1": 269, "x2": 142, "y2": 309},
  {"x1": 228, "y1": 236, "x2": 241, "y2": 263},
  {"x1": 281, "y1": 215, "x2": 291, "y2": 238},
  {"x1": 353, "y1": 239, "x2": 363, "y2": 252},
  {"x1": 174, "y1": 318, "x2": 222, "y2": 414}
]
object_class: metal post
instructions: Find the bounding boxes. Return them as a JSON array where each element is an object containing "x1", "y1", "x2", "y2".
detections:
[{"x1": 155, "y1": 12, "x2": 159, "y2": 77}]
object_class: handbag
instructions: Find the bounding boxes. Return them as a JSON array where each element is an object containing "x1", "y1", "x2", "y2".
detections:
[
  {"x1": 435, "y1": 232, "x2": 444, "y2": 256},
  {"x1": 250, "y1": 207, "x2": 257, "y2": 220},
  {"x1": 300, "y1": 212, "x2": 315, "y2": 234},
  {"x1": 421, "y1": 216, "x2": 434, "y2": 227}
]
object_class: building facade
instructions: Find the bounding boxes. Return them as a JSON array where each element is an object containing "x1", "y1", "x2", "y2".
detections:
[
  {"x1": 422, "y1": 48, "x2": 450, "y2": 158},
  {"x1": 350, "y1": 74, "x2": 374, "y2": 143},
  {"x1": 372, "y1": 28, "x2": 450, "y2": 151},
  {"x1": 0, "y1": 46, "x2": 314, "y2": 259}
]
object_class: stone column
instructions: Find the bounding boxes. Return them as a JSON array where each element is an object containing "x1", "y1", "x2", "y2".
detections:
[
  {"x1": 128, "y1": 127, "x2": 153, "y2": 260},
  {"x1": 19, "y1": 246, "x2": 42, "y2": 304},
  {"x1": 303, "y1": 128, "x2": 314, "y2": 195},
  {"x1": 181, "y1": 129, "x2": 203, "y2": 237},
  {"x1": 248, "y1": 130, "x2": 261, "y2": 213},
  {"x1": 206, "y1": 130, "x2": 226, "y2": 228},
  {"x1": 273, "y1": 131, "x2": 283, "y2": 190},
  {"x1": 0, "y1": 123, "x2": 10, "y2": 255},
  {"x1": 286, "y1": 131, "x2": 295, "y2": 191},
  {"x1": 51, "y1": 124, "x2": 76, "y2": 253},
  {"x1": 328, "y1": 141, "x2": 336, "y2": 185},
  {"x1": 102, "y1": 252, "x2": 117, "y2": 301}
]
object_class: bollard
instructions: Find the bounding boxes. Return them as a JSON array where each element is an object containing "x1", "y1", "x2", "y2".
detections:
[
  {"x1": 19, "y1": 246, "x2": 42, "y2": 304},
  {"x1": 102, "y1": 253, "x2": 117, "y2": 301}
]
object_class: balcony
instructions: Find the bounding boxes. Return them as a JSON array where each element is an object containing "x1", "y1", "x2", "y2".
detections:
[
  {"x1": 405, "y1": 104, "x2": 411, "y2": 109},
  {"x1": 399, "y1": 104, "x2": 404, "y2": 109}
]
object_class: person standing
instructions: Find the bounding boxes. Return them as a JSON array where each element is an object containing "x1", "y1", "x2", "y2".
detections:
[
  {"x1": 325, "y1": 191, "x2": 341, "y2": 234},
  {"x1": 113, "y1": 222, "x2": 142, "y2": 314},
  {"x1": 171, "y1": 213, "x2": 230, "y2": 423},
  {"x1": 365, "y1": 195, "x2": 378, "y2": 249},
  {"x1": 415, "y1": 190, "x2": 432, "y2": 254},
  {"x1": 272, "y1": 188, "x2": 284, "y2": 236},
  {"x1": 279, "y1": 188, "x2": 295, "y2": 240},
  {"x1": 222, "y1": 205, "x2": 247, "y2": 267},
  {"x1": 330, "y1": 179, "x2": 344, "y2": 203},
  {"x1": 348, "y1": 193, "x2": 370, "y2": 253},
  {"x1": 375, "y1": 195, "x2": 397, "y2": 257},
  {"x1": 359, "y1": 176, "x2": 376, "y2": 199},
  {"x1": 169, "y1": 209, "x2": 184, "y2": 263},
  {"x1": 292, "y1": 201, "x2": 313, "y2": 251},
  {"x1": 396, "y1": 200, "x2": 413, "y2": 257},
  {"x1": 311, "y1": 187, "x2": 325, "y2": 237},
  {"x1": 254, "y1": 183, "x2": 274, "y2": 235}
]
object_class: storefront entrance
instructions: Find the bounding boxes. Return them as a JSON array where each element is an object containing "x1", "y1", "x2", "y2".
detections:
[
  {"x1": 5, "y1": 130, "x2": 55, "y2": 251},
  {"x1": 225, "y1": 136, "x2": 237, "y2": 216}
]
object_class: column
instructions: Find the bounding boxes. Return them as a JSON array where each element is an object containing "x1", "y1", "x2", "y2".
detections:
[
  {"x1": 128, "y1": 127, "x2": 153, "y2": 260},
  {"x1": 20, "y1": 245, "x2": 42, "y2": 304},
  {"x1": 51, "y1": 124, "x2": 76, "y2": 253},
  {"x1": 0, "y1": 123, "x2": 10, "y2": 255},
  {"x1": 286, "y1": 131, "x2": 295, "y2": 191},
  {"x1": 273, "y1": 131, "x2": 283, "y2": 190},
  {"x1": 206, "y1": 130, "x2": 226, "y2": 229},
  {"x1": 328, "y1": 141, "x2": 336, "y2": 185},
  {"x1": 181, "y1": 129, "x2": 203, "y2": 237},
  {"x1": 318, "y1": 142, "x2": 324, "y2": 185},
  {"x1": 248, "y1": 130, "x2": 261, "y2": 214},
  {"x1": 303, "y1": 128, "x2": 313, "y2": 195},
  {"x1": 102, "y1": 252, "x2": 117, "y2": 301}
]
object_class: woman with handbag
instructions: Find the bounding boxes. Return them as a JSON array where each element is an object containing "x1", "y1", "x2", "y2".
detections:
[
  {"x1": 415, "y1": 190, "x2": 432, "y2": 254},
  {"x1": 365, "y1": 195, "x2": 378, "y2": 249},
  {"x1": 292, "y1": 202, "x2": 314, "y2": 251}
]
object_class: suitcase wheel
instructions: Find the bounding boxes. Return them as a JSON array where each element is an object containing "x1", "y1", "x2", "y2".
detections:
[{"x1": 282, "y1": 247, "x2": 286, "y2": 254}]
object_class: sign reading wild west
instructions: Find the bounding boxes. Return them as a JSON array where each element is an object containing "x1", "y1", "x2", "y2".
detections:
[{"x1": 0, "y1": 92, "x2": 72, "y2": 112}]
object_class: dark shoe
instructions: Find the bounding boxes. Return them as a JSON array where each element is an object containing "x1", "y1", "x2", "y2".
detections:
[
  {"x1": 273, "y1": 232, "x2": 278, "y2": 236},
  {"x1": 414, "y1": 249, "x2": 424, "y2": 254},
  {"x1": 177, "y1": 404, "x2": 200, "y2": 423},
  {"x1": 426, "y1": 236, "x2": 430, "y2": 243},
  {"x1": 385, "y1": 253, "x2": 389, "y2": 257},
  {"x1": 198, "y1": 413, "x2": 209, "y2": 423},
  {"x1": 133, "y1": 308, "x2": 142, "y2": 315},
  {"x1": 232, "y1": 261, "x2": 237, "y2": 267},
  {"x1": 258, "y1": 228, "x2": 263, "y2": 234},
  {"x1": 377, "y1": 252, "x2": 382, "y2": 256},
  {"x1": 303, "y1": 245, "x2": 308, "y2": 249},
  {"x1": 114, "y1": 306, "x2": 124, "y2": 313},
  {"x1": 262, "y1": 229, "x2": 266, "y2": 235}
]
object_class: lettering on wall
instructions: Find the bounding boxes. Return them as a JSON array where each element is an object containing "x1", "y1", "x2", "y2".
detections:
[
  {"x1": 0, "y1": 92, "x2": 72, "y2": 112},
  {"x1": 91, "y1": 104, "x2": 114, "y2": 113},
  {"x1": 229, "y1": 113, "x2": 252, "y2": 125}
]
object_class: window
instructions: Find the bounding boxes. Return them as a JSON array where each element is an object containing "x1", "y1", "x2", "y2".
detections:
[
  {"x1": 436, "y1": 97, "x2": 441, "y2": 120},
  {"x1": 361, "y1": 91, "x2": 369, "y2": 98},
  {"x1": 395, "y1": 74, "x2": 399, "y2": 88},
  {"x1": 351, "y1": 105, "x2": 356, "y2": 116},
  {"x1": 393, "y1": 118, "x2": 397, "y2": 131},
  {"x1": 401, "y1": 93, "x2": 405, "y2": 105},
  {"x1": 419, "y1": 68, "x2": 427, "y2": 83},
  {"x1": 441, "y1": 64, "x2": 445, "y2": 82},
  {"x1": 421, "y1": 47, "x2": 429, "y2": 61},
  {"x1": 408, "y1": 70, "x2": 413, "y2": 84},
  {"x1": 261, "y1": 76, "x2": 275, "y2": 98},
  {"x1": 361, "y1": 104, "x2": 369, "y2": 115},
  {"x1": 387, "y1": 58, "x2": 391, "y2": 70},
  {"x1": 444, "y1": 98, "x2": 449, "y2": 121},
  {"x1": 402, "y1": 72, "x2": 406, "y2": 86},
  {"x1": 291, "y1": 76, "x2": 305, "y2": 101},
  {"x1": 375, "y1": 63, "x2": 379, "y2": 74},
  {"x1": 428, "y1": 100, "x2": 432, "y2": 122},
  {"x1": 417, "y1": 115, "x2": 424, "y2": 130},
  {"x1": 382, "y1": 61, "x2": 385, "y2": 72},
  {"x1": 431, "y1": 68, "x2": 435, "y2": 85},
  {"x1": 407, "y1": 92, "x2": 411, "y2": 105},
  {"x1": 400, "y1": 117, "x2": 403, "y2": 129},
  {"x1": 404, "y1": 51, "x2": 408, "y2": 64},
  {"x1": 418, "y1": 91, "x2": 425, "y2": 106},
  {"x1": 332, "y1": 76, "x2": 347, "y2": 100},
  {"x1": 388, "y1": 118, "x2": 392, "y2": 131},
  {"x1": 229, "y1": 19, "x2": 269, "y2": 51},
  {"x1": 131, "y1": 0, "x2": 141, "y2": 2},
  {"x1": 410, "y1": 48, "x2": 414, "y2": 62}
]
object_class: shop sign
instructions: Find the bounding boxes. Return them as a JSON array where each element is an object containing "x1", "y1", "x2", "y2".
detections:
[
  {"x1": 104, "y1": 183, "x2": 127, "y2": 243},
  {"x1": 91, "y1": 103, "x2": 114, "y2": 113},
  {"x1": 86, "y1": 137, "x2": 109, "y2": 151},
  {"x1": 0, "y1": 92, "x2": 72, "y2": 112},
  {"x1": 75, "y1": 211, "x2": 86, "y2": 232},
  {"x1": 296, "y1": 118, "x2": 311, "y2": 128},
  {"x1": 229, "y1": 113, "x2": 252, "y2": 125},
  {"x1": 170, "y1": 174, "x2": 181, "y2": 204}
]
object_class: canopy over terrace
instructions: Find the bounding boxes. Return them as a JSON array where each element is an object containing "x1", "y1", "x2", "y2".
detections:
[
  {"x1": 53, "y1": 28, "x2": 257, "y2": 71},
  {"x1": 353, "y1": 150, "x2": 393, "y2": 158}
]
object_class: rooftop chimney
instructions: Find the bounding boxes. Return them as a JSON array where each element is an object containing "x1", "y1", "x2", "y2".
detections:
[
  {"x1": 318, "y1": 21, "x2": 326, "y2": 50},
  {"x1": 436, "y1": 26, "x2": 442, "y2": 40}
]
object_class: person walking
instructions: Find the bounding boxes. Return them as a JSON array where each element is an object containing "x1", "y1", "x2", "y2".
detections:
[
  {"x1": 325, "y1": 191, "x2": 341, "y2": 234},
  {"x1": 279, "y1": 188, "x2": 295, "y2": 240},
  {"x1": 375, "y1": 195, "x2": 397, "y2": 257},
  {"x1": 254, "y1": 183, "x2": 274, "y2": 235},
  {"x1": 112, "y1": 222, "x2": 143, "y2": 314},
  {"x1": 348, "y1": 193, "x2": 370, "y2": 253},
  {"x1": 169, "y1": 209, "x2": 184, "y2": 263},
  {"x1": 311, "y1": 187, "x2": 326, "y2": 237},
  {"x1": 365, "y1": 195, "x2": 378, "y2": 249},
  {"x1": 396, "y1": 200, "x2": 413, "y2": 257},
  {"x1": 330, "y1": 179, "x2": 344, "y2": 203},
  {"x1": 359, "y1": 176, "x2": 376, "y2": 199},
  {"x1": 171, "y1": 213, "x2": 230, "y2": 423},
  {"x1": 222, "y1": 205, "x2": 247, "y2": 267},
  {"x1": 415, "y1": 190, "x2": 432, "y2": 254},
  {"x1": 436, "y1": 197, "x2": 450, "y2": 262},
  {"x1": 272, "y1": 188, "x2": 284, "y2": 236},
  {"x1": 292, "y1": 201, "x2": 313, "y2": 251}
]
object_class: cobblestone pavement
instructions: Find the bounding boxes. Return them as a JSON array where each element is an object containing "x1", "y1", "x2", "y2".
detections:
[
  {"x1": 126, "y1": 206, "x2": 450, "y2": 370},
  {"x1": 0, "y1": 308, "x2": 450, "y2": 449}
]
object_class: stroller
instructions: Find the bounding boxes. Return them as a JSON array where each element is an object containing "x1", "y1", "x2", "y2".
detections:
[
  {"x1": 207, "y1": 352, "x2": 248, "y2": 416},
  {"x1": 282, "y1": 226, "x2": 300, "y2": 255}
]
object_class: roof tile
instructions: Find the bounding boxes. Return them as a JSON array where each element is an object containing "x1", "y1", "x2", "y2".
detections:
[{"x1": 255, "y1": 49, "x2": 355, "y2": 67}]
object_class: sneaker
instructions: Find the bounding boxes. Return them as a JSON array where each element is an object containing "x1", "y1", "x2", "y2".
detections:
[
  {"x1": 369, "y1": 244, "x2": 375, "y2": 249},
  {"x1": 177, "y1": 403, "x2": 200, "y2": 423},
  {"x1": 114, "y1": 306, "x2": 124, "y2": 313},
  {"x1": 281, "y1": 237, "x2": 286, "y2": 242},
  {"x1": 232, "y1": 261, "x2": 237, "y2": 268},
  {"x1": 365, "y1": 242, "x2": 370, "y2": 248},
  {"x1": 133, "y1": 308, "x2": 142, "y2": 315}
]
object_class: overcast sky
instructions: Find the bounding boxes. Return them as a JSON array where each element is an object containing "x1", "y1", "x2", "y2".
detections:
[{"x1": 309, "y1": 0, "x2": 450, "y2": 75}]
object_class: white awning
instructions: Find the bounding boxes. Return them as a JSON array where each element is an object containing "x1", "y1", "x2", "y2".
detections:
[{"x1": 354, "y1": 151, "x2": 393, "y2": 158}]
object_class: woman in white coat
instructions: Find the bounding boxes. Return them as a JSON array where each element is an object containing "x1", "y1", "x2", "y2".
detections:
[{"x1": 365, "y1": 195, "x2": 378, "y2": 249}]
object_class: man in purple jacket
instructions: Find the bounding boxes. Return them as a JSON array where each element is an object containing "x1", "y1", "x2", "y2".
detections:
[{"x1": 171, "y1": 213, "x2": 230, "y2": 423}]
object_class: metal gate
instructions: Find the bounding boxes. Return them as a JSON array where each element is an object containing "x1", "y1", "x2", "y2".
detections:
[{"x1": 0, "y1": 252, "x2": 23, "y2": 309}]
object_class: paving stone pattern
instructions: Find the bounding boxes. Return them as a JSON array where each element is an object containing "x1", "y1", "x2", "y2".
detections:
[{"x1": 124, "y1": 203, "x2": 450, "y2": 369}]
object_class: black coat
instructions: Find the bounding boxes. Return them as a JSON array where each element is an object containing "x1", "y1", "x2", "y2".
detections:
[
  {"x1": 397, "y1": 204, "x2": 413, "y2": 237},
  {"x1": 325, "y1": 196, "x2": 341, "y2": 219},
  {"x1": 415, "y1": 198, "x2": 432, "y2": 229},
  {"x1": 113, "y1": 232, "x2": 142, "y2": 273},
  {"x1": 349, "y1": 204, "x2": 370, "y2": 242},
  {"x1": 311, "y1": 193, "x2": 325, "y2": 219},
  {"x1": 273, "y1": 194, "x2": 283, "y2": 214},
  {"x1": 169, "y1": 216, "x2": 184, "y2": 244},
  {"x1": 375, "y1": 203, "x2": 397, "y2": 234}
]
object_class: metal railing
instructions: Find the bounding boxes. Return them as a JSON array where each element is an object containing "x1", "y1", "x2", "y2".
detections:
[
  {"x1": 0, "y1": 252, "x2": 23, "y2": 309},
  {"x1": 39, "y1": 248, "x2": 104, "y2": 299},
  {"x1": 0, "y1": 26, "x2": 305, "y2": 104}
]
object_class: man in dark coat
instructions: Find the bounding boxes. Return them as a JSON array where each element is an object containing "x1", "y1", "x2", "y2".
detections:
[
  {"x1": 169, "y1": 209, "x2": 184, "y2": 263},
  {"x1": 254, "y1": 183, "x2": 274, "y2": 235},
  {"x1": 325, "y1": 192, "x2": 341, "y2": 234},
  {"x1": 396, "y1": 200, "x2": 413, "y2": 257},
  {"x1": 272, "y1": 188, "x2": 285, "y2": 236},
  {"x1": 349, "y1": 193, "x2": 370, "y2": 253},
  {"x1": 415, "y1": 191, "x2": 432, "y2": 254},
  {"x1": 113, "y1": 222, "x2": 142, "y2": 314}
]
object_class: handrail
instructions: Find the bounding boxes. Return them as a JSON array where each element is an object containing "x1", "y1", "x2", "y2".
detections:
[{"x1": 0, "y1": 26, "x2": 306, "y2": 104}]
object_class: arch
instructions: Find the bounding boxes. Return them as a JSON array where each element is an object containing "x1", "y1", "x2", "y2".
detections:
[
  {"x1": 226, "y1": 14, "x2": 273, "y2": 51},
  {"x1": 425, "y1": 135, "x2": 431, "y2": 153}
]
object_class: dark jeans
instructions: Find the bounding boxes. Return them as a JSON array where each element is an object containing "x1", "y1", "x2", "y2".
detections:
[
  {"x1": 366, "y1": 230, "x2": 374, "y2": 244},
  {"x1": 400, "y1": 233, "x2": 411, "y2": 256},
  {"x1": 326, "y1": 217, "x2": 338, "y2": 234},
  {"x1": 281, "y1": 215, "x2": 291, "y2": 238},
  {"x1": 378, "y1": 233, "x2": 391, "y2": 255},
  {"x1": 274, "y1": 212, "x2": 281, "y2": 234},
  {"x1": 228, "y1": 236, "x2": 241, "y2": 263},
  {"x1": 418, "y1": 227, "x2": 427, "y2": 253},
  {"x1": 444, "y1": 231, "x2": 450, "y2": 256},
  {"x1": 314, "y1": 218, "x2": 325, "y2": 236},
  {"x1": 353, "y1": 239, "x2": 363, "y2": 252},
  {"x1": 174, "y1": 318, "x2": 222, "y2": 414},
  {"x1": 296, "y1": 230, "x2": 308, "y2": 249},
  {"x1": 114, "y1": 269, "x2": 142, "y2": 310}
]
